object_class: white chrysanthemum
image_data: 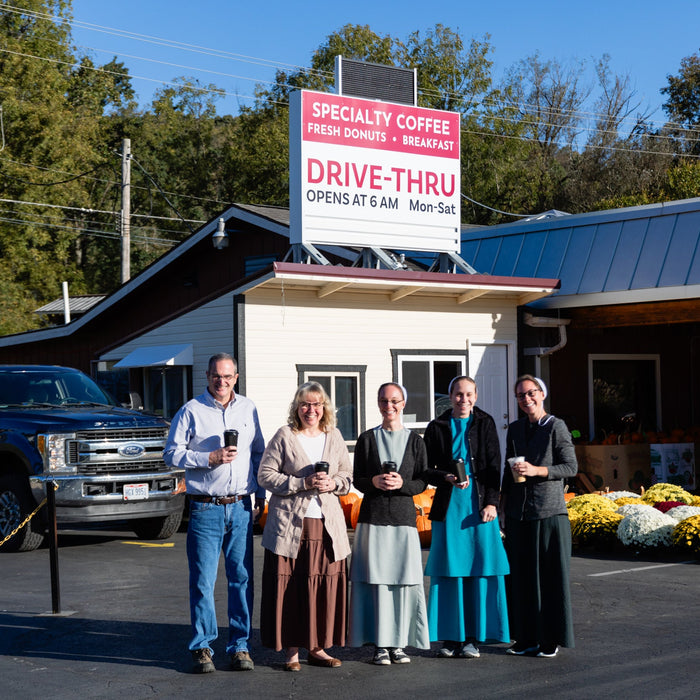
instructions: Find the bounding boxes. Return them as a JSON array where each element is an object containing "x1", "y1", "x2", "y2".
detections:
[
  {"x1": 666, "y1": 505, "x2": 700, "y2": 522},
  {"x1": 617, "y1": 503, "x2": 656, "y2": 517},
  {"x1": 604, "y1": 491, "x2": 640, "y2": 501},
  {"x1": 617, "y1": 508, "x2": 676, "y2": 548}
]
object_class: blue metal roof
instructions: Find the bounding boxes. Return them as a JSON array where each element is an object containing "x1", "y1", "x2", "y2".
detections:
[{"x1": 459, "y1": 197, "x2": 700, "y2": 309}]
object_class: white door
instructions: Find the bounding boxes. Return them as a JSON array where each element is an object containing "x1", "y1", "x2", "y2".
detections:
[{"x1": 470, "y1": 344, "x2": 510, "y2": 467}]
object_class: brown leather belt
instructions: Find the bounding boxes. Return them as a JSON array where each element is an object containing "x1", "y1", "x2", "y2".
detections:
[{"x1": 189, "y1": 494, "x2": 250, "y2": 505}]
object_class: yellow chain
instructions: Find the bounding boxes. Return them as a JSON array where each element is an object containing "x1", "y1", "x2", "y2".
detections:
[{"x1": 0, "y1": 496, "x2": 47, "y2": 548}]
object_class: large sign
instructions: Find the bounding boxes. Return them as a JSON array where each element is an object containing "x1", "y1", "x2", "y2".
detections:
[{"x1": 290, "y1": 90, "x2": 461, "y2": 253}]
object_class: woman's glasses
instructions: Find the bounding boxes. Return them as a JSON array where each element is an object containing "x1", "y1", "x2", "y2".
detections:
[{"x1": 515, "y1": 389, "x2": 540, "y2": 401}]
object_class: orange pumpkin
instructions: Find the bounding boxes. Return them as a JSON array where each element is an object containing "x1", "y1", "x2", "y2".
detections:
[
  {"x1": 413, "y1": 489, "x2": 435, "y2": 514},
  {"x1": 415, "y1": 505, "x2": 432, "y2": 548},
  {"x1": 339, "y1": 492, "x2": 360, "y2": 527},
  {"x1": 257, "y1": 503, "x2": 268, "y2": 530},
  {"x1": 350, "y1": 498, "x2": 363, "y2": 529}
]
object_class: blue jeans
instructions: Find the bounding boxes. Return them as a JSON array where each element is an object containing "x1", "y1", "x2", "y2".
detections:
[{"x1": 186, "y1": 498, "x2": 254, "y2": 655}]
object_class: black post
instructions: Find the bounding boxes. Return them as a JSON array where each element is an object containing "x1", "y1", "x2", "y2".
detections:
[{"x1": 46, "y1": 480, "x2": 61, "y2": 614}]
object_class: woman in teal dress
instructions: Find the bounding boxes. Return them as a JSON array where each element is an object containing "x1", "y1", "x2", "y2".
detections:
[{"x1": 423, "y1": 376, "x2": 510, "y2": 658}]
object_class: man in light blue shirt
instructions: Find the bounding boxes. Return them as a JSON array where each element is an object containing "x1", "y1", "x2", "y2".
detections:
[{"x1": 164, "y1": 353, "x2": 265, "y2": 674}]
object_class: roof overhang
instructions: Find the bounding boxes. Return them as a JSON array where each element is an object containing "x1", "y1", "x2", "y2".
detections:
[
  {"x1": 530, "y1": 283, "x2": 700, "y2": 310},
  {"x1": 240, "y1": 262, "x2": 559, "y2": 305},
  {"x1": 113, "y1": 343, "x2": 193, "y2": 368}
]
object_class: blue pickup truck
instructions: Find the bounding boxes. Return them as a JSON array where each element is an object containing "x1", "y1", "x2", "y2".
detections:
[{"x1": 0, "y1": 365, "x2": 185, "y2": 551}]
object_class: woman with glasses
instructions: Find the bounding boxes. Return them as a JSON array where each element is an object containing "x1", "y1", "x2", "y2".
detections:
[
  {"x1": 258, "y1": 382, "x2": 352, "y2": 671},
  {"x1": 502, "y1": 375, "x2": 578, "y2": 658},
  {"x1": 349, "y1": 382, "x2": 430, "y2": 665},
  {"x1": 423, "y1": 376, "x2": 510, "y2": 660}
]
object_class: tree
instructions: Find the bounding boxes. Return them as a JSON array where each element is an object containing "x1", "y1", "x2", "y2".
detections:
[
  {"x1": 0, "y1": 0, "x2": 137, "y2": 333},
  {"x1": 661, "y1": 51, "x2": 700, "y2": 154}
]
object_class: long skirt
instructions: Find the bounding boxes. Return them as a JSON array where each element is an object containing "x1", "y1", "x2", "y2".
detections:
[
  {"x1": 260, "y1": 518, "x2": 347, "y2": 651},
  {"x1": 504, "y1": 514, "x2": 575, "y2": 648},
  {"x1": 348, "y1": 523, "x2": 430, "y2": 649}
]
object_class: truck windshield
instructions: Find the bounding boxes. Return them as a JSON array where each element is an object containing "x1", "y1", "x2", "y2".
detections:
[{"x1": 0, "y1": 369, "x2": 118, "y2": 407}]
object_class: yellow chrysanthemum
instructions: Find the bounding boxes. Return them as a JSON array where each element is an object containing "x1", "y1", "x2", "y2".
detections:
[
  {"x1": 571, "y1": 511, "x2": 624, "y2": 546},
  {"x1": 671, "y1": 514, "x2": 700, "y2": 554},
  {"x1": 615, "y1": 496, "x2": 641, "y2": 507},
  {"x1": 567, "y1": 494, "x2": 618, "y2": 516},
  {"x1": 641, "y1": 483, "x2": 693, "y2": 505}
]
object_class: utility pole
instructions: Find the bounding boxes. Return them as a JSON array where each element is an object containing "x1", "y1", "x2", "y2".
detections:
[{"x1": 120, "y1": 138, "x2": 131, "y2": 283}]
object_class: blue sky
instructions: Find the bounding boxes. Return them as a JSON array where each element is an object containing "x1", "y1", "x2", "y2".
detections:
[{"x1": 68, "y1": 0, "x2": 700, "y2": 127}]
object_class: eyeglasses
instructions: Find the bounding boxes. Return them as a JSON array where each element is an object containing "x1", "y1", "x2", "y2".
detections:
[
  {"x1": 516, "y1": 389, "x2": 540, "y2": 401},
  {"x1": 378, "y1": 399, "x2": 404, "y2": 406},
  {"x1": 299, "y1": 401, "x2": 323, "y2": 410}
]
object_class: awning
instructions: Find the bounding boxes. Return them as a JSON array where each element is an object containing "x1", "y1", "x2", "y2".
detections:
[{"x1": 114, "y1": 343, "x2": 193, "y2": 368}]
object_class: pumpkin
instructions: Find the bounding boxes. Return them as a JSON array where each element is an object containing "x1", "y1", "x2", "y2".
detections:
[
  {"x1": 339, "y1": 492, "x2": 360, "y2": 527},
  {"x1": 413, "y1": 489, "x2": 435, "y2": 514},
  {"x1": 257, "y1": 503, "x2": 268, "y2": 530},
  {"x1": 350, "y1": 498, "x2": 363, "y2": 529},
  {"x1": 415, "y1": 504, "x2": 432, "y2": 548}
]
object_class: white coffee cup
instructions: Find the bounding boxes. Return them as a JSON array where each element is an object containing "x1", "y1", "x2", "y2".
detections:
[{"x1": 508, "y1": 456, "x2": 527, "y2": 483}]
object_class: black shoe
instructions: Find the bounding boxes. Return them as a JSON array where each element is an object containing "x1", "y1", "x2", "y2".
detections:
[
  {"x1": 537, "y1": 644, "x2": 559, "y2": 658},
  {"x1": 191, "y1": 647, "x2": 215, "y2": 673},
  {"x1": 506, "y1": 641, "x2": 539, "y2": 655}
]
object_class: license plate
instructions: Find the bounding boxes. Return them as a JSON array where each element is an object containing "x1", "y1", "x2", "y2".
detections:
[{"x1": 124, "y1": 483, "x2": 149, "y2": 501}]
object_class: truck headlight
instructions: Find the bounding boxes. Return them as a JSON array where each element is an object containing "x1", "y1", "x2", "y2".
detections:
[{"x1": 37, "y1": 433, "x2": 77, "y2": 473}]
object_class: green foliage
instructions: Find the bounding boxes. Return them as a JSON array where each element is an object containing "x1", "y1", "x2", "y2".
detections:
[{"x1": 2, "y1": 10, "x2": 699, "y2": 337}]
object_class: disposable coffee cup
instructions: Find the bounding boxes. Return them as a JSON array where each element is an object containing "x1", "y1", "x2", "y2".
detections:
[
  {"x1": 314, "y1": 461, "x2": 330, "y2": 474},
  {"x1": 223, "y1": 429, "x2": 238, "y2": 447},
  {"x1": 508, "y1": 456, "x2": 526, "y2": 483}
]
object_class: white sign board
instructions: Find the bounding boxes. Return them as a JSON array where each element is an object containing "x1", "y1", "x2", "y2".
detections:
[{"x1": 290, "y1": 90, "x2": 461, "y2": 253}]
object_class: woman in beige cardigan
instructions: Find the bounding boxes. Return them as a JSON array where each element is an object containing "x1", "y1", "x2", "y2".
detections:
[{"x1": 258, "y1": 381, "x2": 352, "y2": 671}]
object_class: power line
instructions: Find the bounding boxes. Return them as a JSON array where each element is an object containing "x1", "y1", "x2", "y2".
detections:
[
  {"x1": 8, "y1": 3, "x2": 695, "y2": 136},
  {"x1": 0, "y1": 197, "x2": 205, "y2": 223},
  {"x1": 0, "y1": 214, "x2": 176, "y2": 247}
]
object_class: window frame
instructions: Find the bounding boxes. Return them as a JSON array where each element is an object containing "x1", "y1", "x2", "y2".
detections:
[
  {"x1": 391, "y1": 349, "x2": 469, "y2": 429},
  {"x1": 296, "y1": 364, "x2": 366, "y2": 444},
  {"x1": 587, "y1": 353, "x2": 662, "y2": 440}
]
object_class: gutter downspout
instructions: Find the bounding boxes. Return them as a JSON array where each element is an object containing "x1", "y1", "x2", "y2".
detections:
[{"x1": 523, "y1": 313, "x2": 571, "y2": 376}]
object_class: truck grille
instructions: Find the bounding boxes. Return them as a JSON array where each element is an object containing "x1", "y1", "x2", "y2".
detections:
[{"x1": 68, "y1": 427, "x2": 169, "y2": 475}]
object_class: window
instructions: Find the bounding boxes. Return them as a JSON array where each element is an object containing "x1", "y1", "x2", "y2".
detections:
[
  {"x1": 588, "y1": 354, "x2": 661, "y2": 441},
  {"x1": 297, "y1": 365, "x2": 366, "y2": 441},
  {"x1": 392, "y1": 350, "x2": 468, "y2": 427}
]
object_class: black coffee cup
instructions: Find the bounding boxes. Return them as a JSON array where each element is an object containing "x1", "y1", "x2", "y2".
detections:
[
  {"x1": 381, "y1": 461, "x2": 398, "y2": 474},
  {"x1": 223, "y1": 429, "x2": 238, "y2": 447},
  {"x1": 453, "y1": 458, "x2": 467, "y2": 483},
  {"x1": 314, "y1": 461, "x2": 330, "y2": 474}
]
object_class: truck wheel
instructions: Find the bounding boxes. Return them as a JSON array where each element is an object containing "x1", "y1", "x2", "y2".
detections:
[
  {"x1": 0, "y1": 475, "x2": 45, "y2": 552},
  {"x1": 132, "y1": 509, "x2": 183, "y2": 540}
]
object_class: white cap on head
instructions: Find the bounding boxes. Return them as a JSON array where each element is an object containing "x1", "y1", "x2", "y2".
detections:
[{"x1": 534, "y1": 377, "x2": 548, "y2": 400}]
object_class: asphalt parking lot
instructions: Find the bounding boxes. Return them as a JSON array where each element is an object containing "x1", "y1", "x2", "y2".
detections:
[{"x1": 1, "y1": 527, "x2": 698, "y2": 700}]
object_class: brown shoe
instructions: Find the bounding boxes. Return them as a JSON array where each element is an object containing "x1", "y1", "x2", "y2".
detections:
[
  {"x1": 230, "y1": 650, "x2": 254, "y2": 671},
  {"x1": 284, "y1": 661, "x2": 302, "y2": 672},
  {"x1": 308, "y1": 654, "x2": 342, "y2": 668},
  {"x1": 191, "y1": 648, "x2": 215, "y2": 673}
]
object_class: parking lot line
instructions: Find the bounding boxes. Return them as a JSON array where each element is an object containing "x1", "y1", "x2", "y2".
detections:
[{"x1": 588, "y1": 561, "x2": 695, "y2": 577}]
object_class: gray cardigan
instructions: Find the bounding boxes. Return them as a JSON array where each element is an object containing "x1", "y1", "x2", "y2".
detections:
[{"x1": 502, "y1": 415, "x2": 578, "y2": 521}]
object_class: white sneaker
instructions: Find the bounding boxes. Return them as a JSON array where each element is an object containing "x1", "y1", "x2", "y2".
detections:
[
  {"x1": 389, "y1": 648, "x2": 411, "y2": 664},
  {"x1": 437, "y1": 645, "x2": 457, "y2": 658},
  {"x1": 372, "y1": 648, "x2": 391, "y2": 665},
  {"x1": 459, "y1": 642, "x2": 480, "y2": 658}
]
